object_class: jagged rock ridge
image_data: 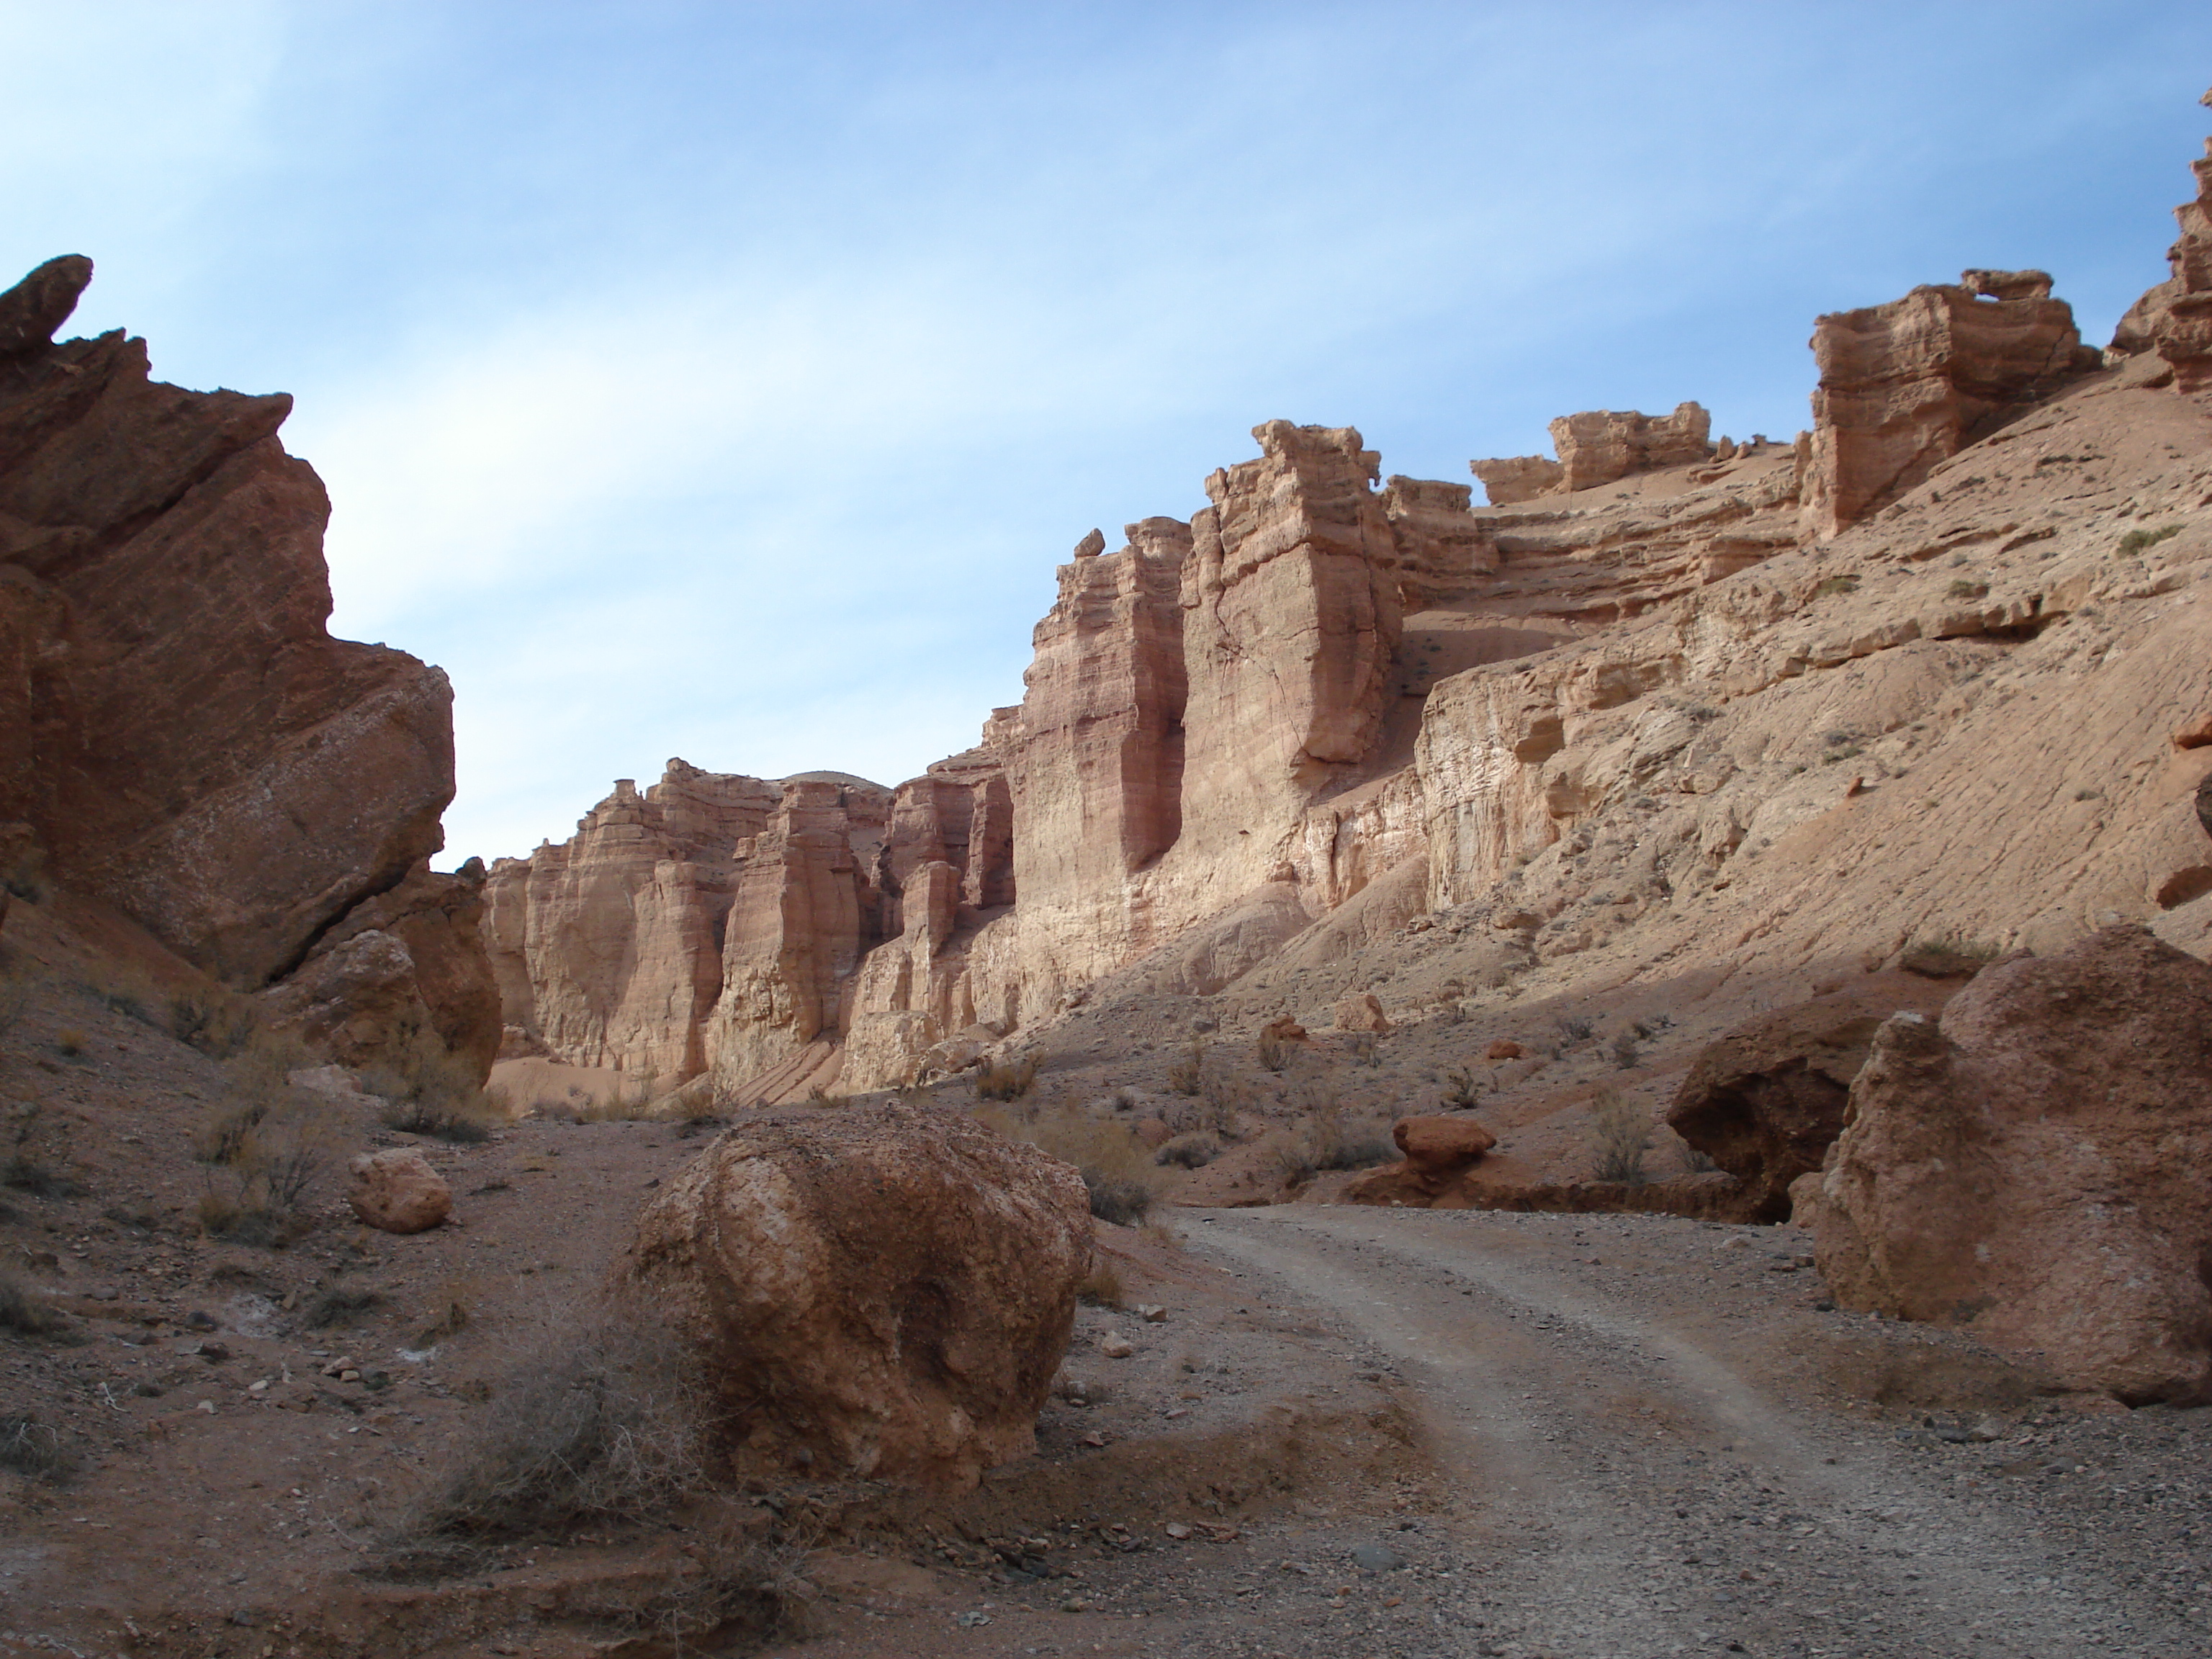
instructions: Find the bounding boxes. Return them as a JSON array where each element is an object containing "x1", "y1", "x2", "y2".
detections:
[{"x1": 0, "y1": 256, "x2": 497, "y2": 1074}]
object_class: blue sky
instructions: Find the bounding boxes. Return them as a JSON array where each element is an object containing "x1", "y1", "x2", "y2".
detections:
[{"x1": 4, "y1": 2, "x2": 2208, "y2": 866}]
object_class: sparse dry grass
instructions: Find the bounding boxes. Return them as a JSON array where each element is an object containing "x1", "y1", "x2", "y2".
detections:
[
  {"x1": 1078, "y1": 1260, "x2": 1125, "y2": 1308},
  {"x1": 1898, "y1": 935, "x2": 2002, "y2": 979},
  {"x1": 392, "y1": 1299, "x2": 717, "y2": 1543},
  {"x1": 1588, "y1": 1081, "x2": 1650, "y2": 1185},
  {"x1": 194, "y1": 1046, "x2": 339, "y2": 1246},
  {"x1": 0, "y1": 1414, "x2": 74, "y2": 1483},
  {"x1": 975, "y1": 1100, "x2": 1159, "y2": 1223},
  {"x1": 0, "y1": 1267, "x2": 63, "y2": 1336}
]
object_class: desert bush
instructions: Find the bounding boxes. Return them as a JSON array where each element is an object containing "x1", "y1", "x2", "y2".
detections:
[
  {"x1": 394, "y1": 1300, "x2": 716, "y2": 1542},
  {"x1": 1588, "y1": 1082, "x2": 1650, "y2": 1186},
  {"x1": 1155, "y1": 1130, "x2": 1221, "y2": 1169},
  {"x1": 0, "y1": 1414, "x2": 74, "y2": 1483},
  {"x1": 1164, "y1": 1040, "x2": 1204, "y2": 1097},
  {"x1": 1, "y1": 1155, "x2": 81, "y2": 1200},
  {"x1": 1812, "y1": 573, "x2": 1859, "y2": 598},
  {"x1": 972, "y1": 1053, "x2": 1039, "y2": 1102},
  {"x1": 1345, "y1": 1032, "x2": 1381, "y2": 1068},
  {"x1": 1555, "y1": 1015, "x2": 1594, "y2": 1047},
  {"x1": 1608, "y1": 1030, "x2": 1641, "y2": 1071},
  {"x1": 1078, "y1": 1261, "x2": 1125, "y2": 1308},
  {"x1": 1681, "y1": 1143, "x2": 1721, "y2": 1175},
  {"x1": 2118, "y1": 522, "x2": 2184, "y2": 556},
  {"x1": 1086, "y1": 1177, "x2": 1152, "y2": 1226},
  {"x1": 1254, "y1": 1030, "x2": 1293, "y2": 1073},
  {"x1": 195, "y1": 1068, "x2": 335, "y2": 1247},
  {"x1": 361, "y1": 1011, "x2": 503, "y2": 1140},
  {"x1": 976, "y1": 1102, "x2": 1159, "y2": 1225},
  {"x1": 0, "y1": 959, "x2": 29, "y2": 1040},
  {"x1": 1946, "y1": 577, "x2": 1990, "y2": 599},
  {"x1": 1631, "y1": 1014, "x2": 1674, "y2": 1040},
  {"x1": 415, "y1": 1277, "x2": 474, "y2": 1345},
  {"x1": 1442, "y1": 1066, "x2": 1484, "y2": 1107},
  {"x1": 168, "y1": 986, "x2": 261, "y2": 1058},
  {"x1": 53, "y1": 1028, "x2": 86, "y2": 1058},
  {"x1": 302, "y1": 1287, "x2": 384, "y2": 1331},
  {"x1": 0, "y1": 838, "x2": 48, "y2": 902}
]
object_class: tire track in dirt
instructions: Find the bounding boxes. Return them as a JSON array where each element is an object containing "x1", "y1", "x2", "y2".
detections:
[{"x1": 1185, "y1": 1206, "x2": 2197, "y2": 1659}]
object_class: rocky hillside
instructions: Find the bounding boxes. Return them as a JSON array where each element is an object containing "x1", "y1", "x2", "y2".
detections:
[
  {"x1": 0, "y1": 257, "x2": 497, "y2": 1075},
  {"x1": 484, "y1": 121, "x2": 2212, "y2": 1157}
]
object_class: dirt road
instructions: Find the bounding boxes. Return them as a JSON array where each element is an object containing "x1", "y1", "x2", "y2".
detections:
[{"x1": 1159, "y1": 1205, "x2": 2212, "y2": 1659}]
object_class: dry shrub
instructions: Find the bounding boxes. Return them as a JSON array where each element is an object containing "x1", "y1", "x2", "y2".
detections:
[
  {"x1": 0, "y1": 956, "x2": 30, "y2": 1040},
  {"x1": 1442, "y1": 1066, "x2": 1484, "y2": 1107},
  {"x1": 976, "y1": 1102, "x2": 1158, "y2": 1224},
  {"x1": 169, "y1": 985, "x2": 260, "y2": 1058},
  {"x1": 0, "y1": 1414, "x2": 75, "y2": 1483},
  {"x1": 972, "y1": 1053, "x2": 1040, "y2": 1102},
  {"x1": 396, "y1": 1299, "x2": 716, "y2": 1543},
  {"x1": 1609, "y1": 1030, "x2": 1641, "y2": 1070},
  {"x1": 1078, "y1": 1261, "x2": 1125, "y2": 1308},
  {"x1": 1155, "y1": 1130, "x2": 1220, "y2": 1169},
  {"x1": 1164, "y1": 1040, "x2": 1204, "y2": 1097},
  {"x1": 1588, "y1": 1082, "x2": 1650, "y2": 1185},
  {"x1": 1193, "y1": 1057, "x2": 1253, "y2": 1135},
  {"x1": 301, "y1": 1287, "x2": 383, "y2": 1331},
  {"x1": 359, "y1": 1010, "x2": 502, "y2": 1141},
  {"x1": 1254, "y1": 1030, "x2": 1293, "y2": 1074},
  {"x1": 195, "y1": 1053, "x2": 338, "y2": 1246},
  {"x1": 1898, "y1": 935, "x2": 2002, "y2": 979},
  {"x1": 804, "y1": 1084, "x2": 848, "y2": 1109}
]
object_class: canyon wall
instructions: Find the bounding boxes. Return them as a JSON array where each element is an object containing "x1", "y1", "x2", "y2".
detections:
[{"x1": 0, "y1": 256, "x2": 496, "y2": 1074}]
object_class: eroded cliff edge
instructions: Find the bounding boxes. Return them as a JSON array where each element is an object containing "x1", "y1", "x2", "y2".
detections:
[{"x1": 0, "y1": 256, "x2": 497, "y2": 1076}]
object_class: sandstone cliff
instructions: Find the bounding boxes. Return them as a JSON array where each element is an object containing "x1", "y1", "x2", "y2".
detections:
[
  {"x1": 0, "y1": 256, "x2": 495, "y2": 1074},
  {"x1": 490, "y1": 109, "x2": 2212, "y2": 1142}
]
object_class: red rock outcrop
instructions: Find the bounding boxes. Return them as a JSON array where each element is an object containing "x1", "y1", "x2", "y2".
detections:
[
  {"x1": 485, "y1": 763, "x2": 778, "y2": 1084},
  {"x1": 2112, "y1": 91, "x2": 2212, "y2": 385},
  {"x1": 1812, "y1": 927, "x2": 2212, "y2": 1403},
  {"x1": 1665, "y1": 975, "x2": 1957, "y2": 1223},
  {"x1": 703, "y1": 776, "x2": 890, "y2": 1092},
  {"x1": 1470, "y1": 403, "x2": 1713, "y2": 504},
  {"x1": 1342, "y1": 1113, "x2": 1497, "y2": 1205},
  {"x1": 0, "y1": 256, "x2": 489, "y2": 1074},
  {"x1": 1800, "y1": 271, "x2": 2097, "y2": 537},
  {"x1": 626, "y1": 1102, "x2": 1092, "y2": 1489}
]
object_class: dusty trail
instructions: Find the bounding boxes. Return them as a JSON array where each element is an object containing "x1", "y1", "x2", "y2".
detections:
[{"x1": 1180, "y1": 1206, "x2": 2200, "y2": 1659}]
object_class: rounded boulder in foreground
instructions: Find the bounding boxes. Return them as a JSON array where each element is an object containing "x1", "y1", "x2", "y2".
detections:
[{"x1": 626, "y1": 1101, "x2": 1093, "y2": 1491}]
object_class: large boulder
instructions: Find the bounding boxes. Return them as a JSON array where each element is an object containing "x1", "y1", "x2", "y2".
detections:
[
  {"x1": 1667, "y1": 974, "x2": 1957, "y2": 1222},
  {"x1": 1813, "y1": 926, "x2": 2212, "y2": 1403},
  {"x1": 626, "y1": 1102, "x2": 1092, "y2": 1490},
  {"x1": 348, "y1": 1149, "x2": 451, "y2": 1235}
]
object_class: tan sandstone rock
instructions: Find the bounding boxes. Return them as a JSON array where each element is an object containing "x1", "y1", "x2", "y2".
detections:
[
  {"x1": 1801, "y1": 270, "x2": 2097, "y2": 537},
  {"x1": 626, "y1": 1102, "x2": 1092, "y2": 1489},
  {"x1": 1470, "y1": 403, "x2": 1712, "y2": 503},
  {"x1": 2111, "y1": 95, "x2": 2212, "y2": 392},
  {"x1": 1814, "y1": 926, "x2": 2212, "y2": 1403},
  {"x1": 1332, "y1": 992, "x2": 1391, "y2": 1033},
  {"x1": 1666, "y1": 974, "x2": 1957, "y2": 1223},
  {"x1": 1342, "y1": 1113, "x2": 1497, "y2": 1205},
  {"x1": 347, "y1": 1149, "x2": 451, "y2": 1234}
]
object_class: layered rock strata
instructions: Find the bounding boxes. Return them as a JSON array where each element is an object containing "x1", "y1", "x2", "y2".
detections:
[
  {"x1": 2117, "y1": 99, "x2": 2212, "y2": 392},
  {"x1": 1799, "y1": 270, "x2": 2098, "y2": 536},
  {"x1": 1471, "y1": 403, "x2": 1713, "y2": 505},
  {"x1": 0, "y1": 256, "x2": 492, "y2": 1072}
]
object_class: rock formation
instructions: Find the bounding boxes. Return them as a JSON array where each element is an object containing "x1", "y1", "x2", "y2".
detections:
[
  {"x1": 1812, "y1": 927, "x2": 2212, "y2": 1403},
  {"x1": 1470, "y1": 403, "x2": 1713, "y2": 504},
  {"x1": 0, "y1": 256, "x2": 493, "y2": 1074},
  {"x1": 1799, "y1": 270, "x2": 2098, "y2": 536},
  {"x1": 485, "y1": 763, "x2": 781, "y2": 1084},
  {"x1": 626, "y1": 1102, "x2": 1092, "y2": 1489},
  {"x1": 1666, "y1": 975, "x2": 1957, "y2": 1223},
  {"x1": 2112, "y1": 89, "x2": 2212, "y2": 390},
  {"x1": 347, "y1": 1148, "x2": 451, "y2": 1234}
]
